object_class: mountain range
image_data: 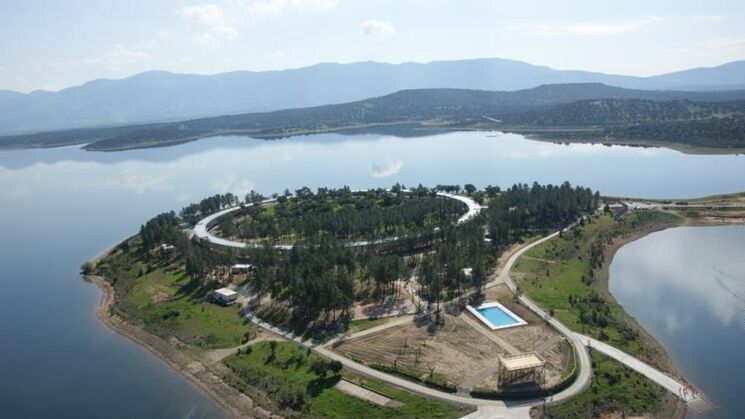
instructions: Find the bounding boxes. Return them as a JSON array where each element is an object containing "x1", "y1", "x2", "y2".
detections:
[
  {"x1": 2, "y1": 58, "x2": 745, "y2": 135},
  {"x1": 3, "y1": 83, "x2": 745, "y2": 152}
]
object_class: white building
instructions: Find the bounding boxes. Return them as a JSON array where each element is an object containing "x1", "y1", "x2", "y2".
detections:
[
  {"x1": 230, "y1": 264, "x2": 253, "y2": 275},
  {"x1": 213, "y1": 288, "x2": 238, "y2": 305}
]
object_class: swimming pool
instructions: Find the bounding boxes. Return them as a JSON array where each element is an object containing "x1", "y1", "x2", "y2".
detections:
[{"x1": 467, "y1": 302, "x2": 527, "y2": 330}]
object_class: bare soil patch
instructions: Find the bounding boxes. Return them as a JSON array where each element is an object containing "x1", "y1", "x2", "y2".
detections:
[{"x1": 334, "y1": 306, "x2": 571, "y2": 390}]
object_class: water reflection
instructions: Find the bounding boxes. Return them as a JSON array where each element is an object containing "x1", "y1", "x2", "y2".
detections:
[
  {"x1": 1, "y1": 132, "x2": 744, "y2": 202},
  {"x1": 610, "y1": 226, "x2": 745, "y2": 418},
  {"x1": 1, "y1": 131, "x2": 744, "y2": 418}
]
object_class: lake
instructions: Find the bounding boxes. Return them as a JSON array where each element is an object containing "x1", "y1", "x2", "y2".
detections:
[
  {"x1": 610, "y1": 226, "x2": 745, "y2": 418},
  {"x1": 0, "y1": 131, "x2": 744, "y2": 418}
]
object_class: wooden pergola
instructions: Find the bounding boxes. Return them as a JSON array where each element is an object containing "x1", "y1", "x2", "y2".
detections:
[{"x1": 497, "y1": 353, "x2": 546, "y2": 387}]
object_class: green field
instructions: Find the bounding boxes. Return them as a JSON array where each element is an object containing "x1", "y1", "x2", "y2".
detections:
[
  {"x1": 543, "y1": 351, "x2": 668, "y2": 418},
  {"x1": 222, "y1": 341, "x2": 469, "y2": 418},
  {"x1": 513, "y1": 211, "x2": 685, "y2": 418},
  {"x1": 514, "y1": 212, "x2": 680, "y2": 359},
  {"x1": 347, "y1": 317, "x2": 389, "y2": 334},
  {"x1": 96, "y1": 241, "x2": 252, "y2": 349}
]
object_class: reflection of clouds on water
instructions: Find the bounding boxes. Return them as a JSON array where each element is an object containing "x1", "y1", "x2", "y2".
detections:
[
  {"x1": 611, "y1": 227, "x2": 745, "y2": 332},
  {"x1": 101, "y1": 168, "x2": 175, "y2": 194},
  {"x1": 714, "y1": 266, "x2": 745, "y2": 329},
  {"x1": 370, "y1": 158, "x2": 403, "y2": 178},
  {"x1": 510, "y1": 139, "x2": 667, "y2": 159},
  {"x1": 1, "y1": 131, "x2": 745, "y2": 206},
  {"x1": 211, "y1": 174, "x2": 255, "y2": 198}
]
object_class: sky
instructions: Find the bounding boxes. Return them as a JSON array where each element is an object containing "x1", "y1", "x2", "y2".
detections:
[{"x1": 1, "y1": 0, "x2": 744, "y2": 92}]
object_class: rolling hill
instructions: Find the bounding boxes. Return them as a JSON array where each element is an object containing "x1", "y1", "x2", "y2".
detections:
[
  {"x1": 2, "y1": 83, "x2": 745, "y2": 152},
  {"x1": 2, "y1": 58, "x2": 745, "y2": 135}
]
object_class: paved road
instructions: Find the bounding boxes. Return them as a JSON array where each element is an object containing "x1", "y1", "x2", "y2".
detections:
[
  {"x1": 492, "y1": 226, "x2": 595, "y2": 405},
  {"x1": 576, "y1": 333, "x2": 700, "y2": 403},
  {"x1": 229, "y1": 212, "x2": 695, "y2": 417},
  {"x1": 624, "y1": 200, "x2": 744, "y2": 210},
  {"x1": 236, "y1": 222, "x2": 590, "y2": 418},
  {"x1": 243, "y1": 312, "x2": 515, "y2": 414},
  {"x1": 193, "y1": 192, "x2": 482, "y2": 250}
]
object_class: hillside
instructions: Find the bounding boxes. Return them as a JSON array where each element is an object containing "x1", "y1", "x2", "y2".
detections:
[
  {"x1": 1, "y1": 84, "x2": 745, "y2": 152},
  {"x1": 2, "y1": 58, "x2": 745, "y2": 135},
  {"x1": 501, "y1": 99, "x2": 745, "y2": 148}
]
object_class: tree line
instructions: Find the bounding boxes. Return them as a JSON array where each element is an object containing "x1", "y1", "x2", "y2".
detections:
[{"x1": 234, "y1": 187, "x2": 465, "y2": 242}]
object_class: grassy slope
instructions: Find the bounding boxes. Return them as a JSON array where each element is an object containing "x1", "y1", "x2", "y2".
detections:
[
  {"x1": 514, "y1": 211, "x2": 681, "y2": 363},
  {"x1": 222, "y1": 341, "x2": 469, "y2": 418},
  {"x1": 514, "y1": 211, "x2": 686, "y2": 418},
  {"x1": 542, "y1": 351, "x2": 672, "y2": 418},
  {"x1": 96, "y1": 238, "x2": 251, "y2": 349}
]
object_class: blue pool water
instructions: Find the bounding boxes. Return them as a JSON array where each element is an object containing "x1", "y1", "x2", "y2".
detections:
[{"x1": 477, "y1": 306, "x2": 519, "y2": 328}]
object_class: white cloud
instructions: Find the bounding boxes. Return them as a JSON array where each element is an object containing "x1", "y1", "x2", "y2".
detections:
[
  {"x1": 668, "y1": 37, "x2": 745, "y2": 68},
  {"x1": 370, "y1": 159, "x2": 402, "y2": 178},
  {"x1": 156, "y1": 29, "x2": 175, "y2": 39},
  {"x1": 245, "y1": 0, "x2": 337, "y2": 19},
  {"x1": 524, "y1": 15, "x2": 666, "y2": 36},
  {"x1": 361, "y1": 20, "x2": 396, "y2": 39},
  {"x1": 691, "y1": 15, "x2": 724, "y2": 22},
  {"x1": 83, "y1": 44, "x2": 151, "y2": 70},
  {"x1": 179, "y1": 4, "x2": 240, "y2": 45}
]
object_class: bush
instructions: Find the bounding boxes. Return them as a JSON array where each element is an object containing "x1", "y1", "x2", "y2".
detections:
[{"x1": 80, "y1": 261, "x2": 95, "y2": 275}]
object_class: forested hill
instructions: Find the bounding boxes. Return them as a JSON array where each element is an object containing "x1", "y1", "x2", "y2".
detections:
[
  {"x1": 2, "y1": 83, "x2": 745, "y2": 151},
  {"x1": 501, "y1": 99, "x2": 745, "y2": 148}
]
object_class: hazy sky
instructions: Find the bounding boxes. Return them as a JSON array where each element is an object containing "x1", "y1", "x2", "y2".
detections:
[{"x1": 1, "y1": 0, "x2": 744, "y2": 92}]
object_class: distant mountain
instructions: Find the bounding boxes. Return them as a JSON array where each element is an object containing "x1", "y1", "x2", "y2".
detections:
[
  {"x1": 3, "y1": 83, "x2": 745, "y2": 152},
  {"x1": 648, "y1": 61, "x2": 745, "y2": 90},
  {"x1": 2, "y1": 58, "x2": 745, "y2": 135}
]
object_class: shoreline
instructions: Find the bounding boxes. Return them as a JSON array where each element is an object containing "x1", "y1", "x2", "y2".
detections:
[
  {"x1": 84, "y1": 244, "x2": 276, "y2": 419},
  {"x1": 595, "y1": 216, "x2": 686, "y2": 379},
  {"x1": 594, "y1": 213, "x2": 743, "y2": 409},
  {"x1": 84, "y1": 211, "x2": 739, "y2": 418}
]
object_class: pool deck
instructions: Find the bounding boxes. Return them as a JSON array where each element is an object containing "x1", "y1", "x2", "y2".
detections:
[{"x1": 466, "y1": 301, "x2": 527, "y2": 330}]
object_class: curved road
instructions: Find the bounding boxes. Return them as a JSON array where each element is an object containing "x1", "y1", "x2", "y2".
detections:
[
  {"x1": 219, "y1": 209, "x2": 694, "y2": 417},
  {"x1": 236, "y1": 219, "x2": 592, "y2": 418},
  {"x1": 193, "y1": 192, "x2": 482, "y2": 250}
]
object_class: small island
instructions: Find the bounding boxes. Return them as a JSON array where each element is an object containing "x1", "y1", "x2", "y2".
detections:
[{"x1": 84, "y1": 183, "x2": 745, "y2": 418}]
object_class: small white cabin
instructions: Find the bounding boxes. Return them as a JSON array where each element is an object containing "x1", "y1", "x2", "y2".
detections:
[
  {"x1": 213, "y1": 288, "x2": 238, "y2": 305},
  {"x1": 230, "y1": 264, "x2": 253, "y2": 275},
  {"x1": 160, "y1": 243, "x2": 175, "y2": 252}
]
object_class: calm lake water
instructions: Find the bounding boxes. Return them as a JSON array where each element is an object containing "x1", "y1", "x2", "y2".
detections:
[
  {"x1": 0, "y1": 131, "x2": 744, "y2": 418},
  {"x1": 610, "y1": 226, "x2": 745, "y2": 419}
]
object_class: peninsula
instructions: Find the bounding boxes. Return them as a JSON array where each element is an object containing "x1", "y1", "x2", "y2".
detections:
[{"x1": 84, "y1": 184, "x2": 745, "y2": 418}]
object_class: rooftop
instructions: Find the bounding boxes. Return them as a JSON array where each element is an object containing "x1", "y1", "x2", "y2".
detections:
[
  {"x1": 499, "y1": 353, "x2": 545, "y2": 372},
  {"x1": 214, "y1": 288, "x2": 237, "y2": 297}
]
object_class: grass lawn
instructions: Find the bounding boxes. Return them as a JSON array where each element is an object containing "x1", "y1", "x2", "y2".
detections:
[
  {"x1": 542, "y1": 351, "x2": 666, "y2": 419},
  {"x1": 347, "y1": 317, "x2": 389, "y2": 334},
  {"x1": 143, "y1": 298, "x2": 250, "y2": 349},
  {"x1": 97, "y1": 241, "x2": 252, "y2": 350},
  {"x1": 223, "y1": 341, "x2": 469, "y2": 418},
  {"x1": 128, "y1": 268, "x2": 189, "y2": 308}
]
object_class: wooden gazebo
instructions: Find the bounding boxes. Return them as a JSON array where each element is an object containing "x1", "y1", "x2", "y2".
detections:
[{"x1": 497, "y1": 353, "x2": 546, "y2": 387}]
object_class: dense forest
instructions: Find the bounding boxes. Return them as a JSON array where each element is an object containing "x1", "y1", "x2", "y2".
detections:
[
  {"x1": 3, "y1": 83, "x2": 745, "y2": 151},
  {"x1": 126, "y1": 182, "x2": 598, "y2": 333},
  {"x1": 221, "y1": 186, "x2": 465, "y2": 243},
  {"x1": 125, "y1": 183, "x2": 599, "y2": 330},
  {"x1": 502, "y1": 99, "x2": 745, "y2": 148}
]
